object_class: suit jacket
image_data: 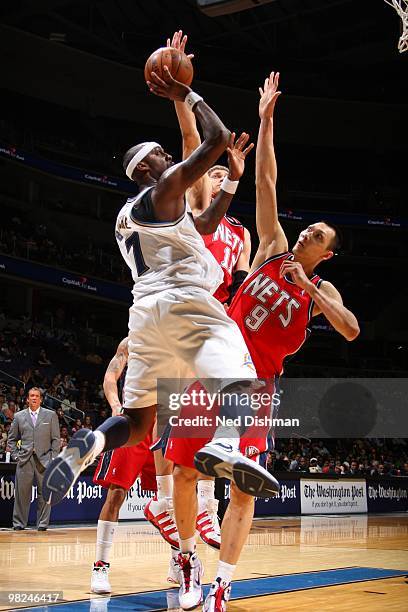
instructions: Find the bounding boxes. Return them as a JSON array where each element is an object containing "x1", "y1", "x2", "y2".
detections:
[{"x1": 7, "y1": 407, "x2": 60, "y2": 467}]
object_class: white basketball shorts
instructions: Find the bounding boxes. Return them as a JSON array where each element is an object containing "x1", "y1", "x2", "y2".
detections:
[{"x1": 124, "y1": 286, "x2": 256, "y2": 409}]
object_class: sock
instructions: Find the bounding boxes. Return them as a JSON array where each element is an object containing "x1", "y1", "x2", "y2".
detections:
[
  {"x1": 197, "y1": 479, "x2": 215, "y2": 513},
  {"x1": 216, "y1": 560, "x2": 236, "y2": 584},
  {"x1": 97, "y1": 416, "x2": 130, "y2": 452},
  {"x1": 180, "y1": 537, "x2": 196, "y2": 554},
  {"x1": 156, "y1": 475, "x2": 173, "y2": 500},
  {"x1": 95, "y1": 520, "x2": 117, "y2": 564}
]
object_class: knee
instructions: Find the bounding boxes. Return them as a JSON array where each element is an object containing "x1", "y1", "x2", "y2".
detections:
[
  {"x1": 173, "y1": 466, "x2": 198, "y2": 489},
  {"x1": 105, "y1": 486, "x2": 127, "y2": 512}
]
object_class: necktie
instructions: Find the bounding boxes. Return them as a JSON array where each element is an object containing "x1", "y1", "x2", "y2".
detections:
[{"x1": 31, "y1": 411, "x2": 37, "y2": 426}]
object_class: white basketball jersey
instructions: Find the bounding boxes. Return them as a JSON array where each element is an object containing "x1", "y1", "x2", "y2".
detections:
[{"x1": 115, "y1": 187, "x2": 223, "y2": 302}]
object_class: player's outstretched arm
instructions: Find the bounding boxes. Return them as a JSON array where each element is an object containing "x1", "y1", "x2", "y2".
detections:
[
  {"x1": 168, "y1": 30, "x2": 212, "y2": 213},
  {"x1": 228, "y1": 227, "x2": 251, "y2": 301},
  {"x1": 279, "y1": 260, "x2": 360, "y2": 341},
  {"x1": 251, "y1": 72, "x2": 288, "y2": 273},
  {"x1": 194, "y1": 132, "x2": 254, "y2": 234},
  {"x1": 103, "y1": 337, "x2": 129, "y2": 416},
  {"x1": 147, "y1": 69, "x2": 230, "y2": 215}
]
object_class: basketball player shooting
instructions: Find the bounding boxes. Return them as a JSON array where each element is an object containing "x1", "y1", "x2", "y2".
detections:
[{"x1": 42, "y1": 59, "x2": 279, "y2": 518}]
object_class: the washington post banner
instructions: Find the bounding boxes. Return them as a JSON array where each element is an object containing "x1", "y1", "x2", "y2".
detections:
[
  {"x1": 118, "y1": 478, "x2": 156, "y2": 520},
  {"x1": 300, "y1": 479, "x2": 367, "y2": 514},
  {"x1": 0, "y1": 473, "x2": 107, "y2": 526}
]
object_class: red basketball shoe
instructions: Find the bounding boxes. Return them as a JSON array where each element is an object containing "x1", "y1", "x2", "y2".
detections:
[{"x1": 144, "y1": 496, "x2": 179, "y2": 549}]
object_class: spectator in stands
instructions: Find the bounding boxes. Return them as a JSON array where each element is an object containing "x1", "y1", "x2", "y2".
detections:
[
  {"x1": 322, "y1": 460, "x2": 336, "y2": 474},
  {"x1": 0, "y1": 424, "x2": 7, "y2": 450},
  {"x1": 6, "y1": 385, "x2": 17, "y2": 402},
  {"x1": 37, "y1": 348, "x2": 52, "y2": 366},
  {"x1": 350, "y1": 460, "x2": 363, "y2": 476},
  {"x1": 94, "y1": 407, "x2": 108, "y2": 428},
  {"x1": 309, "y1": 458, "x2": 322, "y2": 474},
  {"x1": 84, "y1": 415, "x2": 93, "y2": 429},
  {"x1": 60, "y1": 425, "x2": 70, "y2": 440},
  {"x1": 8, "y1": 336, "x2": 25, "y2": 359},
  {"x1": 289, "y1": 454, "x2": 301, "y2": 471},
  {"x1": 266, "y1": 451, "x2": 277, "y2": 473},
  {"x1": 4, "y1": 401, "x2": 16, "y2": 421},
  {"x1": 401, "y1": 462, "x2": 408, "y2": 476},
  {"x1": 295, "y1": 457, "x2": 309, "y2": 473},
  {"x1": 71, "y1": 418, "x2": 83, "y2": 433}
]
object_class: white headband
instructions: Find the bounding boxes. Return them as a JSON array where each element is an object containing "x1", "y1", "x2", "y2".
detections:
[{"x1": 125, "y1": 141, "x2": 160, "y2": 179}]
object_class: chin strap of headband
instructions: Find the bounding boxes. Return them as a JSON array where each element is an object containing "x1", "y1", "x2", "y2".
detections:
[{"x1": 126, "y1": 141, "x2": 160, "y2": 179}]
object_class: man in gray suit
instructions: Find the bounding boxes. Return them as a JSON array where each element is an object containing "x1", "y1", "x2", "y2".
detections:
[{"x1": 7, "y1": 387, "x2": 60, "y2": 530}]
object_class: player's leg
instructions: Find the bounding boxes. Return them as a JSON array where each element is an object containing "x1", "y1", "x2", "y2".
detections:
[
  {"x1": 196, "y1": 476, "x2": 221, "y2": 549},
  {"x1": 91, "y1": 484, "x2": 126, "y2": 594},
  {"x1": 173, "y1": 464, "x2": 204, "y2": 611},
  {"x1": 42, "y1": 405, "x2": 156, "y2": 506},
  {"x1": 43, "y1": 328, "x2": 171, "y2": 506},
  {"x1": 203, "y1": 483, "x2": 254, "y2": 612},
  {"x1": 144, "y1": 449, "x2": 180, "y2": 549}
]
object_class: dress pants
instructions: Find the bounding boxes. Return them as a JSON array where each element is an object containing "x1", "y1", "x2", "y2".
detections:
[{"x1": 13, "y1": 454, "x2": 51, "y2": 529}]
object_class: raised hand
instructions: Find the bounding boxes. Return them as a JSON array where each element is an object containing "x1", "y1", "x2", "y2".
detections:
[
  {"x1": 279, "y1": 260, "x2": 311, "y2": 290},
  {"x1": 227, "y1": 132, "x2": 255, "y2": 181},
  {"x1": 259, "y1": 71, "x2": 281, "y2": 120},
  {"x1": 147, "y1": 66, "x2": 191, "y2": 101},
  {"x1": 167, "y1": 29, "x2": 194, "y2": 60}
]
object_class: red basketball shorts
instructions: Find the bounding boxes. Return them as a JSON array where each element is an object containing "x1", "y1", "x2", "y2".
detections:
[
  {"x1": 165, "y1": 380, "x2": 274, "y2": 470},
  {"x1": 93, "y1": 430, "x2": 156, "y2": 492}
]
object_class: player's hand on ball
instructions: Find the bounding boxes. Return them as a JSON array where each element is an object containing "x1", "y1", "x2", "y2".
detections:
[
  {"x1": 167, "y1": 30, "x2": 194, "y2": 61},
  {"x1": 227, "y1": 132, "x2": 254, "y2": 180},
  {"x1": 259, "y1": 71, "x2": 281, "y2": 120},
  {"x1": 147, "y1": 67, "x2": 192, "y2": 101},
  {"x1": 279, "y1": 260, "x2": 311, "y2": 290}
]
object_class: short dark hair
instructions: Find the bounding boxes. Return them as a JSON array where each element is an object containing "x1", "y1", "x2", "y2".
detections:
[{"x1": 320, "y1": 220, "x2": 342, "y2": 253}]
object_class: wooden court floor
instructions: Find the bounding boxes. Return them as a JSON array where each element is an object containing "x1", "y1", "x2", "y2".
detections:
[{"x1": 0, "y1": 514, "x2": 407, "y2": 611}]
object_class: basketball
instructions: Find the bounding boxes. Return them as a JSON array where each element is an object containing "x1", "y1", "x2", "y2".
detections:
[{"x1": 144, "y1": 47, "x2": 194, "y2": 86}]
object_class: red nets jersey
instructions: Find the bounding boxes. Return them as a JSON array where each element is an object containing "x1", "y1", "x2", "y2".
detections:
[
  {"x1": 228, "y1": 252, "x2": 322, "y2": 377},
  {"x1": 203, "y1": 215, "x2": 245, "y2": 303}
]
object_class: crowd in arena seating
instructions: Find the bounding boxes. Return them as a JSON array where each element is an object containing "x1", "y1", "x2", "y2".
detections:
[
  {"x1": 0, "y1": 203, "x2": 130, "y2": 284},
  {"x1": 266, "y1": 438, "x2": 408, "y2": 477}
]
